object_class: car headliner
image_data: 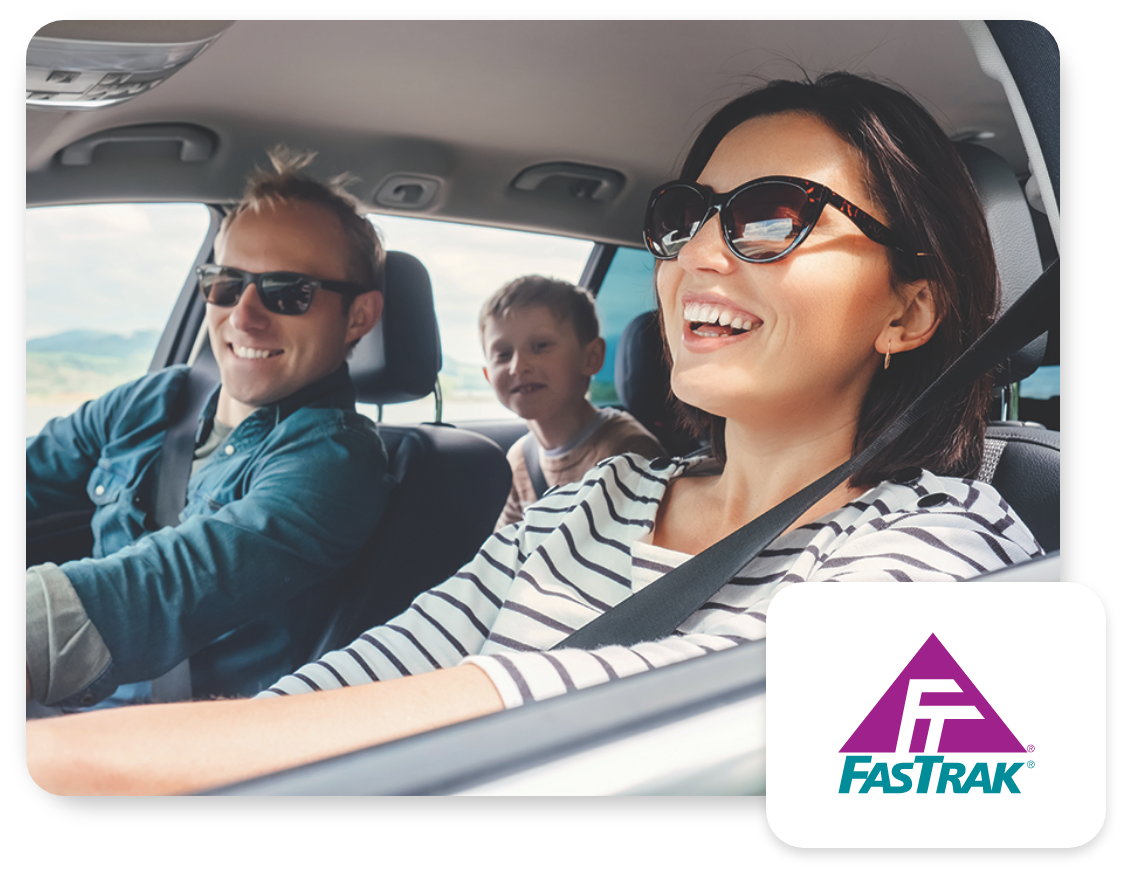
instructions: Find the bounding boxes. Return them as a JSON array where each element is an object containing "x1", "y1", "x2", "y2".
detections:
[{"x1": 26, "y1": 20, "x2": 1022, "y2": 247}]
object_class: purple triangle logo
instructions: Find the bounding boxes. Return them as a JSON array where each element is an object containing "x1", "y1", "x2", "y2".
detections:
[{"x1": 840, "y1": 634, "x2": 1025, "y2": 754}]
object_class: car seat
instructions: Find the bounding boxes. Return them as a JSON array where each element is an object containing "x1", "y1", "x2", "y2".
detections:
[{"x1": 301, "y1": 251, "x2": 513, "y2": 659}]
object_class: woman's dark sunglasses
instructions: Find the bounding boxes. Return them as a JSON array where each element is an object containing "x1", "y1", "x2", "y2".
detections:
[
  {"x1": 196, "y1": 265, "x2": 368, "y2": 315},
  {"x1": 643, "y1": 175, "x2": 927, "y2": 263}
]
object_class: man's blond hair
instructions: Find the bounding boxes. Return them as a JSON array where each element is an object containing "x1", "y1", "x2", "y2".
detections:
[{"x1": 219, "y1": 146, "x2": 385, "y2": 296}]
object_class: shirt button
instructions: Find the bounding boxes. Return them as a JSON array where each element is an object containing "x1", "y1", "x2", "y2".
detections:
[
  {"x1": 889, "y1": 466, "x2": 923, "y2": 485},
  {"x1": 224, "y1": 444, "x2": 235, "y2": 455},
  {"x1": 94, "y1": 485, "x2": 105, "y2": 496},
  {"x1": 650, "y1": 457, "x2": 672, "y2": 470},
  {"x1": 80, "y1": 693, "x2": 95, "y2": 706},
  {"x1": 918, "y1": 493, "x2": 949, "y2": 508}
]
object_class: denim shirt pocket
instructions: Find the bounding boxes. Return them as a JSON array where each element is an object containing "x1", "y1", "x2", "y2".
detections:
[
  {"x1": 87, "y1": 461, "x2": 152, "y2": 552},
  {"x1": 87, "y1": 461, "x2": 128, "y2": 507}
]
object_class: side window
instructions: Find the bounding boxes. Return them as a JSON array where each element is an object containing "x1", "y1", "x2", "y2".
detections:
[
  {"x1": 1018, "y1": 364, "x2": 1060, "y2": 430},
  {"x1": 366, "y1": 215, "x2": 593, "y2": 424},
  {"x1": 590, "y1": 247, "x2": 658, "y2": 406},
  {"x1": 26, "y1": 203, "x2": 211, "y2": 437}
]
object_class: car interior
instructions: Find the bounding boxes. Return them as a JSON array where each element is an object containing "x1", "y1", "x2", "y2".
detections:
[{"x1": 25, "y1": 20, "x2": 1059, "y2": 792}]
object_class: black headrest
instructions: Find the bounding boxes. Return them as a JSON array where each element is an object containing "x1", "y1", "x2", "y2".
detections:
[
  {"x1": 615, "y1": 311, "x2": 668, "y2": 423},
  {"x1": 614, "y1": 310, "x2": 699, "y2": 457},
  {"x1": 956, "y1": 142, "x2": 1047, "y2": 386},
  {"x1": 349, "y1": 250, "x2": 442, "y2": 405}
]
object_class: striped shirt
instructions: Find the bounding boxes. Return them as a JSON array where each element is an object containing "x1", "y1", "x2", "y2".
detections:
[{"x1": 259, "y1": 454, "x2": 1043, "y2": 708}]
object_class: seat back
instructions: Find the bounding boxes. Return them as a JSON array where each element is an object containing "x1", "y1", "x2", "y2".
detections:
[
  {"x1": 303, "y1": 251, "x2": 510, "y2": 659},
  {"x1": 981, "y1": 425, "x2": 1059, "y2": 553},
  {"x1": 308, "y1": 423, "x2": 511, "y2": 658}
]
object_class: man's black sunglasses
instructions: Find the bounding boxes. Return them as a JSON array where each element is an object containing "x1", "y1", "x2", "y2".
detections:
[
  {"x1": 643, "y1": 175, "x2": 928, "y2": 264},
  {"x1": 196, "y1": 265, "x2": 369, "y2": 315}
]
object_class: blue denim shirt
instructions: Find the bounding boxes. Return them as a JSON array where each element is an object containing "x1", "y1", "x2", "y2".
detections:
[{"x1": 26, "y1": 363, "x2": 391, "y2": 705}]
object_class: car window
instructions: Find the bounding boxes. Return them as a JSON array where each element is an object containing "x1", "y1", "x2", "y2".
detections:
[
  {"x1": 1020, "y1": 365, "x2": 1058, "y2": 399},
  {"x1": 589, "y1": 247, "x2": 659, "y2": 406},
  {"x1": 1018, "y1": 363, "x2": 1060, "y2": 430},
  {"x1": 364, "y1": 214, "x2": 593, "y2": 424},
  {"x1": 25, "y1": 203, "x2": 212, "y2": 437}
]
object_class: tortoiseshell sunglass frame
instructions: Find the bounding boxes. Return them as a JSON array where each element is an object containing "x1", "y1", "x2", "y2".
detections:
[{"x1": 643, "y1": 175, "x2": 930, "y2": 263}]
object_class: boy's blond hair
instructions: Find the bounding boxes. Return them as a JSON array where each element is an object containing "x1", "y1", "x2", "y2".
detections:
[{"x1": 479, "y1": 275, "x2": 600, "y2": 345}]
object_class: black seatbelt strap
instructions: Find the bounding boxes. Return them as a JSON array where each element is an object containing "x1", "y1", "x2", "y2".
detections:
[
  {"x1": 522, "y1": 434, "x2": 549, "y2": 500},
  {"x1": 148, "y1": 362, "x2": 218, "y2": 702},
  {"x1": 151, "y1": 365, "x2": 217, "y2": 529},
  {"x1": 555, "y1": 259, "x2": 1059, "y2": 651}
]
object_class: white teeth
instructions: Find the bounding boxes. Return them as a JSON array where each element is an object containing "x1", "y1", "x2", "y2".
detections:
[
  {"x1": 682, "y1": 301, "x2": 758, "y2": 332},
  {"x1": 233, "y1": 345, "x2": 278, "y2": 360},
  {"x1": 682, "y1": 302, "x2": 706, "y2": 322}
]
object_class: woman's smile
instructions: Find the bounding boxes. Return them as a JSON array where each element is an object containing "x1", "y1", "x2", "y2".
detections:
[
  {"x1": 682, "y1": 296, "x2": 763, "y2": 338},
  {"x1": 679, "y1": 296, "x2": 764, "y2": 352}
]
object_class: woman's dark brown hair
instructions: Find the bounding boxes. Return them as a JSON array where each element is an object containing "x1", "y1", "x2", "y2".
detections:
[{"x1": 666, "y1": 72, "x2": 999, "y2": 487}]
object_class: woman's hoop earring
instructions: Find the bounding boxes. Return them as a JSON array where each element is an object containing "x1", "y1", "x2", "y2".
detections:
[{"x1": 884, "y1": 345, "x2": 892, "y2": 370}]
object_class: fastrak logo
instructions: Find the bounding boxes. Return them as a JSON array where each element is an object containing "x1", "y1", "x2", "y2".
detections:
[{"x1": 838, "y1": 633, "x2": 1029, "y2": 794}]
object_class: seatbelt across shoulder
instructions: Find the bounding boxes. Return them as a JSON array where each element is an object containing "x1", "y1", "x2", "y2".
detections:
[
  {"x1": 148, "y1": 362, "x2": 218, "y2": 702},
  {"x1": 522, "y1": 434, "x2": 549, "y2": 501},
  {"x1": 150, "y1": 365, "x2": 217, "y2": 530},
  {"x1": 555, "y1": 259, "x2": 1059, "y2": 651}
]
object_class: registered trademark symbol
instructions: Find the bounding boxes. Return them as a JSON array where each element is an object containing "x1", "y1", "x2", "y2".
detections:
[
  {"x1": 1027, "y1": 744, "x2": 1035, "y2": 753},
  {"x1": 1028, "y1": 760, "x2": 1036, "y2": 769}
]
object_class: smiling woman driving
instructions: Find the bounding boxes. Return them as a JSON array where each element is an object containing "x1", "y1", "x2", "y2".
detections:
[{"x1": 27, "y1": 73, "x2": 1043, "y2": 795}]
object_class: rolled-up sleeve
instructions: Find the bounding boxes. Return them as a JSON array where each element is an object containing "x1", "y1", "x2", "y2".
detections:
[{"x1": 26, "y1": 563, "x2": 113, "y2": 706}]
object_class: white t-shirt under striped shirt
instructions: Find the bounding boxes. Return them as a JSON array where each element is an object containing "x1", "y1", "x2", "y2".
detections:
[{"x1": 259, "y1": 453, "x2": 1043, "y2": 708}]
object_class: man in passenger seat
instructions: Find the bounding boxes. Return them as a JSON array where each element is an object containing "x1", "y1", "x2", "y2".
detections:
[
  {"x1": 26, "y1": 149, "x2": 392, "y2": 709},
  {"x1": 480, "y1": 275, "x2": 665, "y2": 530}
]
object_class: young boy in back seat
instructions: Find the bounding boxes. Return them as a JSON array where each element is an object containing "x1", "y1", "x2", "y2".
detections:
[{"x1": 480, "y1": 275, "x2": 665, "y2": 530}]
